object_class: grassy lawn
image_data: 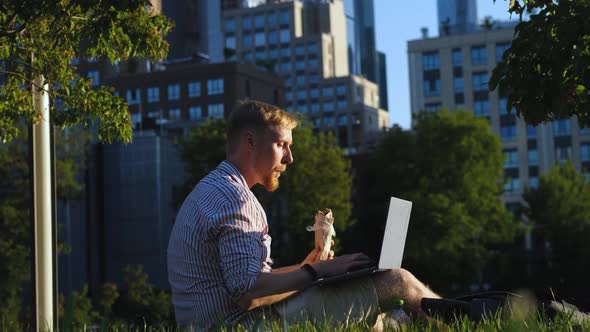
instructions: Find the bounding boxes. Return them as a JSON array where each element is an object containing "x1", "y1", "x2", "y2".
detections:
[{"x1": 3, "y1": 310, "x2": 589, "y2": 331}]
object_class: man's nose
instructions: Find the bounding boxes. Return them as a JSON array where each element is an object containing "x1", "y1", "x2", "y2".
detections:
[{"x1": 283, "y1": 146, "x2": 294, "y2": 164}]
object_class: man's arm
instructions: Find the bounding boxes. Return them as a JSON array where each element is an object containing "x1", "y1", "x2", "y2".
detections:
[
  {"x1": 272, "y1": 242, "x2": 335, "y2": 274},
  {"x1": 237, "y1": 269, "x2": 313, "y2": 310},
  {"x1": 237, "y1": 253, "x2": 372, "y2": 311}
]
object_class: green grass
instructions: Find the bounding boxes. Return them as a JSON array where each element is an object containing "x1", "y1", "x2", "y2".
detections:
[{"x1": 3, "y1": 311, "x2": 589, "y2": 332}]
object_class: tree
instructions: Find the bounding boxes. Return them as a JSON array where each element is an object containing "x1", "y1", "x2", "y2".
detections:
[
  {"x1": 523, "y1": 161, "x2": 590, "y2": 299},
  {"x1": 0, "y1": 128, "x2": 85, "y2": 323},
  {"x1": 489, "y1": 0, "x2": 590, "y2": 127},
  {"x1": 364, "y1": 110, "x2": 519, "y2": 293},
  {"x1": 0, "y1": 0, "x2": 172, "y2": 143},
  {"x1": 176, "y1": 120, "x2": 355, "y2": 265}
]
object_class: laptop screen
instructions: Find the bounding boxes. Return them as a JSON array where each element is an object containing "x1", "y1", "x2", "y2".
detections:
[{"x1": 378, "y1": 197, "x2": 412, "y2": 270}]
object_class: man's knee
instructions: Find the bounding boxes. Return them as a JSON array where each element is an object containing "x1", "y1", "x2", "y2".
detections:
[{"x1": 380, "y1": 268, "x2": 415, "y2": 287}]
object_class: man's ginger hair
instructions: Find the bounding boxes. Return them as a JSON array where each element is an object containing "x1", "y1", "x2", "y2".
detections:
[{"x1": 226, "y1": 100, "x2": 298, "y2": 154}]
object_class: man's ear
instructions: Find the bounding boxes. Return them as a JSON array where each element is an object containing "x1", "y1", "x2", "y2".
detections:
[{"x1": 244, "y1": 130, "x2": 256, "y2": 150}]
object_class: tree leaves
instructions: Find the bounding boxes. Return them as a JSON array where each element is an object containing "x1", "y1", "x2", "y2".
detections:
[
  {"x1": 0, "y1": 0, "x2": 172, "y2": 143},
  {"x1": 489, "y1": 0, "x2": 590, "y2": 127},
  {"x1": 523, "y1": 161, "x2": 590, "y2": 298}
]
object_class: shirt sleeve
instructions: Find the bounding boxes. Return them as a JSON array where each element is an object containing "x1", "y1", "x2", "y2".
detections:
[{"x1": 213, "y1": 199, "x2": 268, "y2": 302}]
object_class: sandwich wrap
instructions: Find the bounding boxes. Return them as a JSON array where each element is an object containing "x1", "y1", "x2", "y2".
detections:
[{"x1": 306, "y1": 208, "x2": 336, "y2": 262}]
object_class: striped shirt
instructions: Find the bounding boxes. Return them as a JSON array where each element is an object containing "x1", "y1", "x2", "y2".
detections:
[{"x1": 167, "y1": 161, "x2": 273, "y2": 328}]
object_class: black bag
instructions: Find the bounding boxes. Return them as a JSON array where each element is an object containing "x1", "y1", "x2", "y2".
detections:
[{"x1": 421, "y1": 291, "x2": 590, "y2": 324}]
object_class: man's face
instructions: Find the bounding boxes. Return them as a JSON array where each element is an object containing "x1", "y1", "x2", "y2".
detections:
[{"x1": 253, "y1": 125, "x2": 294, "y2": 192}]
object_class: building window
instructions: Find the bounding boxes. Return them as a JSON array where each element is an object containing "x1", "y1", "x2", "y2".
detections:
[
  {"x1": 529, "y1": 176, "x2": 539, "y2": 188},
  {"x1": 308, "y1": 43, "x2": 318, "y2": 54},
  {"x1": 189, "y1": 106, "x2": 202, "y2": 120},
  {"x1": 336, "y1": 84, "x2": 346, "y2": 96},
  {"x1": 207, "y1": 78, "x2": 224, "y2": 95},
  {"x1": 424, "y1": 102, "x2": 442, "y2": 112},
  {"x1": 310, "y1": 88, "x2": 319, "y2": 99},
  {"x1": 269, "y1": 48, "x2": 278, "y2": 59},
  {"x1": 422, "y1": 51, "x2": 440, "y2": 70},
  {"x1": 296, "y1": 89, "x2": 306, "y2": 100},
  {"x1": 254, "y1": 14, "x2": 264, "y2": 29},
  {"x1": 471, "y1": 45, "x2": 487, "y2": 66},
  {"x1": 528, "y1": 149, "x2": 538, "y2": 166},
  {"x1": 472, "y1": 72, "x2": 488, "y2": 92},
  {"x1": 337, "y1": 100, "x2": 347, "y2": 110},
  {"x1": 555, "y1": 146, "x2": 572, "y2": 164},
  {"x1": 268, "y1": 31, "x2": 277, "y2": 45},
  {"x1": 87, "y1": 71, "x2": 100, "y2": 86},
  {"x1": 308, "y1": 59, "x2": 318, "y2": 69},
  {"x1": 242, "y1": 16, "x2": 251, "y2": 31},
  {"x1": 503, "y1": 148, "x2": 518, "y2": 168},
  {"x1": 504, "y1": 177, "x2": 521, "y2": 194},
  {"x1": 501, "y1": 124, "x2": 517, "y2": 141},
  {"x1": 169, "y1": 108, "x2": 181, "y2": 120},
  {"x1": 243, "y1": 33, "x2": 252, "y2": 49},
  {"x1": 295, "y1": 60, "x2": 305, "y2": 71},
  {"x1": 285, "y1": 91, "x2": 292, "y2": 102},
  {"x1": 147, "y1": 87, "x2": 159, "y2": 103},
  {"x1": 126, "y1": 88, "x2": 141, "y2": 105},
  {"x1": 168, "y1": 83, "x2": 180, "y2": 100},
  {"x1": 226, "y1": 36, "x2": 236, "y2": 49},
  {"x1": 279, "y1": 9, "x2": 289, "y2": 25},
  {"x1": 295, "y1": 44, "x2": 305, "y2": 56},
  {"x1": 499, "y1": 97, "x2": 509, "y2": 114},
  {"x1": 280, "y1": 62, "x2": 291, "y2": 72},
  {"x1": 474, "y1": 100, "x2": 489, "y2": 117},
  {"x1": 552, "y1": 119, "x2": 571, "y2": 137},
  {"x1": 208, "y1": 103, "x2": 224, "y2": 119},
  {"x1": 453, "y1": 77, "x2": 464, "y2": 93},
  {"x1": 225, "y1": 18, "x2": 235, "y2": 33},
  {"x1": 309, "y1": 74, "x2": 318, "y2": 84},
  {"x1": 130, "y1": 113, "x2": 141, "y2": 127},
  {"x1": 424, "y1": 79, "x2": 441, "y2": 97},
  {"x1": 323, "y1": 101, "x2": 334, "y2": 112},
  {"x1": 527, "y1": 125, "x2": 536, "y2": 139},
  {"x1": 188, "y1": 81, "x2": 201, "y2": 98},
  {"x1": 268, "y1": 13, "x2": 277, "y2": 27},
  {"x1": 280, "y1": 46, "x2": 290, "y2": 58},
  {"x1": 581, "y1": 143, "x2": 590, "y2": 161},
  {"x1": 279, "y1": 29, "x2": 290, "y2": 44},
  {"x1": 452, "y1": 48, "x2": 462, "y2": 67},
  {"x1": 496, "y1": 42, "x2": 510, "y2": 63},
  {"x1": 322, "y1": 86, "x2": 334, "y2": 97},
  {"x1": 254, "y1": 32, "x2": 265, "y2": 47},
  {"x1": 311, "y1": 103, "x2": 320, "y2": 114}
]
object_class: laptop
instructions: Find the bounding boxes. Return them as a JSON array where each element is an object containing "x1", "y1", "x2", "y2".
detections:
[{"x1": 311, "y1": 196, "x2": 412, "y2": 286}]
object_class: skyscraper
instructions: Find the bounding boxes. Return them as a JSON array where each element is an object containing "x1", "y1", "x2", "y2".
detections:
[
  {"x1": 437, "y1": 0, "x2": 478, "y2": 35},
  {"x1": 159, "y1": 0, "x2": 224, "y2": 62},
  {"x1": 223, "y1": 0, "x2": 389, "y2": 153}
]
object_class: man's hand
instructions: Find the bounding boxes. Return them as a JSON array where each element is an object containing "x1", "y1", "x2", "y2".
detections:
[
  {"x1": 312, "y1": 252, "x2": 372, "y2": 279},
  {"x1": 300, "y1": 240, "x2": 335, "y2": 267}
]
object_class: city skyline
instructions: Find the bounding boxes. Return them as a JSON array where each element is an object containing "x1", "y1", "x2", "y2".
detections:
[{"x1": 375, "y1": 0, "x2": 519, "y2": 129}]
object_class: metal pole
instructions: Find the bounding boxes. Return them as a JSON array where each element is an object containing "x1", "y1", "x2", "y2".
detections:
[
  {"x1": 50, "y1": 125, "x2": 58, "y2": 331},
  {"x1": 32, "y1": 73, "x2": 54, "y2": 331}
]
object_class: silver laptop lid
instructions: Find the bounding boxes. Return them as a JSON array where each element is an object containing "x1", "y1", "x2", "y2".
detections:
[{"x1": 378, "y1": 197, "x2": 413, "y2": 270}]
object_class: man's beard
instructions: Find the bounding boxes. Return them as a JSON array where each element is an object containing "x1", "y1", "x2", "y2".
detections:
[
  {"x1": 263, "y1": 175, "x2": 279, "y2": 192},
  {"x1": 263, "y1": 166, "x2": 286, "y2": 192}
]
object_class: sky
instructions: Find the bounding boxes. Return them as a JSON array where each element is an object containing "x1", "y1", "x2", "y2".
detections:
[{"x1": 374, "y1": 0, "x2": 520, "y2": 129}]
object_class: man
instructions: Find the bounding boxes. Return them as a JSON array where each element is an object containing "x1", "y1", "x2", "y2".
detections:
[{"x1": 167, "y1": 100, "x2": 440, "y2": 329}]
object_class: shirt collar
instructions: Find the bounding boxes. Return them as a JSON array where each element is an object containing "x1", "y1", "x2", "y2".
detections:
[{"x1": 219, "y1": 160, "x2": 250, "y2": 189}]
